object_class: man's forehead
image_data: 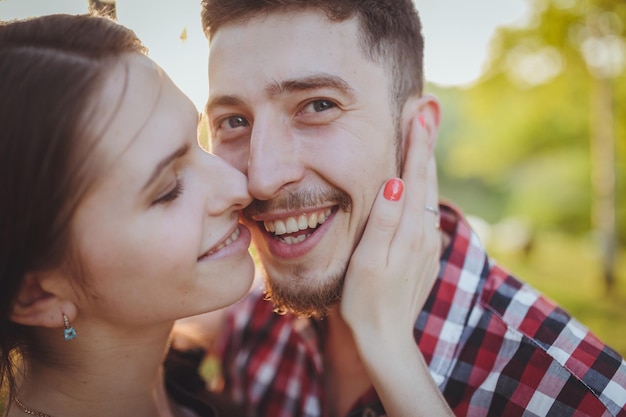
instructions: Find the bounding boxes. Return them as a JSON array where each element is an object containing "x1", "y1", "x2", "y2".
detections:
[
  {"x1": 206, "y1": 9, "x2": 386, "y2": 106},
  {"x1": 208, "y1": 12, "x2": 361, "y2": 75},
  {"x1": 209, "y1": 8, "x2": 357, "y2": 44}
]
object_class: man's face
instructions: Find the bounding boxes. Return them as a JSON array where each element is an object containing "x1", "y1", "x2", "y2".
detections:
[{"x1": 206, "y1": 10, "x2": 399, "y2": 316}]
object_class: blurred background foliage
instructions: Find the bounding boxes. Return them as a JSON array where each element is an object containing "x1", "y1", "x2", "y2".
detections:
[{"x1": 431, "y1": 0, "x2": 625, "y2": 354}]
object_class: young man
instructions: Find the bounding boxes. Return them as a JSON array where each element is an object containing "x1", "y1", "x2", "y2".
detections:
[{"x1": 201, "y1": 1, "x2": 626, "y2": 416}]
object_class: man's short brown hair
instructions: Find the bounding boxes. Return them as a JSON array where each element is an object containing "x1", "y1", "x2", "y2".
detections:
[{"x1": 201, "y1": 0, "x2": 425, "y2": 113}]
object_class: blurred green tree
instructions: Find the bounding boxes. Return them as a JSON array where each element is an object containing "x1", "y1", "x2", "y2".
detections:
[{"x1": 434, "y1": 0, "x2": 625, "y2": 291}]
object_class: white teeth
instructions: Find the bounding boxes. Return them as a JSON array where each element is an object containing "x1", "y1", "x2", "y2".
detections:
[
  {"x1": 263, "y1": 208, "x2": 333, "y2": 236},
  {"x1": 274, "y1": 220, "x2": 287, "y2": 235},
  {"x1": 286, "y1": 217, "x2": 298, "y2": 233},
  {"x1": 208, "y1": 227, "x2": 240, "y2": 255},
  {"x1": 281, "y1": 234, "x2": 308, "y2": 245},
  {"x1": 264, "y1": 220, "x2": 275, "y2": 233},
  {"x1": 298, "y1": 214, "x2": 308, "y2": 230}
]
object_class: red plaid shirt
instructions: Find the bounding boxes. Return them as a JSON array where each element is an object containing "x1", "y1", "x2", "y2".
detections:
[{"x1": 215, "y1": 204, "x2": 626, "y2": 417}]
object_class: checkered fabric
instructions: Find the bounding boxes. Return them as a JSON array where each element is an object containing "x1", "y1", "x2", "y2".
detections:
[{"x1": 215, "y1": 204, "x2": 626, "y2": 417}]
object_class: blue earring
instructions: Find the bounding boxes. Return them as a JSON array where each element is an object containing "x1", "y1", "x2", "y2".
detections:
[{"x1": 63, "y1": 314, "x2": 77, "y2": 341}]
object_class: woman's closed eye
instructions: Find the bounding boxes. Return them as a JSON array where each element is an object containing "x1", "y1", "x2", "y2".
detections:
[{"x1": 152, "y1": 178, "x2": 185, "y2": 206}]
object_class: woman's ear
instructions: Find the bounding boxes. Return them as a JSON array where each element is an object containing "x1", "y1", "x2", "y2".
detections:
[
  {"x1": 400, "y1": 94, "x2": 441, "y2": 157},
  {"x1": 10, "y1": 271, "x2": 77, "y2": 329}
]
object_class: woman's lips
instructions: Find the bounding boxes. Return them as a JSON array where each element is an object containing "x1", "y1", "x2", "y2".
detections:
[{"x1": 198, "y1": 224, "x2": 251, "y2": 261}]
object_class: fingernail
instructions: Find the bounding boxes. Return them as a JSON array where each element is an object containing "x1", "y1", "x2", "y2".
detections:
[
  {"x1": 418, "y1": 114, "x2": 426, "y2": 128},
  {"x1": 383, "y1": 178, "x2": 404, "y2": 201}
]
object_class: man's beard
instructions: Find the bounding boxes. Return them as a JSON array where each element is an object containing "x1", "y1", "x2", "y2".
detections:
[
  {"x1": 245, "y1": 186, "x2": 352, "y2": 317},
  {"x1": 262, "y1": 260, "x2": 348, "y2": 318},
  {"x1": 249, "y1": 126, "x2": 402, "y2": 318}
]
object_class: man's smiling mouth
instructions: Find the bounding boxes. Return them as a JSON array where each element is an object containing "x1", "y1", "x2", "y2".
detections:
[{"x1": 261, "y1": 207, "x2": 334, "y2": 245}]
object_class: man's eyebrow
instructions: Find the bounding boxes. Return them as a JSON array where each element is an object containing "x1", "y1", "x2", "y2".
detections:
[
  {"x1": 142, "y1": 143, "x2": 190, "y2": 192},
  {"x1": 204, "y1": 73, "x2": 354, "y2": 114},
  {"x1": 266, "y1": 74, "x2": 354, "y2": 97},
  {"x1": 205, "y1": 95, "x2": 246, "y2": 115}
]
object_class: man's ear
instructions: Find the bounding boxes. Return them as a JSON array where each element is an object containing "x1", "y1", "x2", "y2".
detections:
[
  {"x1": 400, "y1": 94, "x2": 441, "y2": 157},
  {"x1": 10, "y1": 271, "x2": 77, "y2": 329}
]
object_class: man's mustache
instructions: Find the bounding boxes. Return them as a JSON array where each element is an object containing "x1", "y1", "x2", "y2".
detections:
[{"x1": 243, "y1": 187, "x2": 352, "y2": 217}]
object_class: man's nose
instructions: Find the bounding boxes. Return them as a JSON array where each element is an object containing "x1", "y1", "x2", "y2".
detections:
[{"x1": 246, "y1": 122, "x2": 305, "y2": 201}]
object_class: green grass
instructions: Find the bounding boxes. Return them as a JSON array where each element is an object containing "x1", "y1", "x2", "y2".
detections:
[{"x1": 487, "y1": 232, "x2": 626, "y2": 357}]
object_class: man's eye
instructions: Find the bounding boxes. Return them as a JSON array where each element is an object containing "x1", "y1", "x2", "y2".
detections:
[
  {"x1": 303, "y1": 99, "x2": 336, "y2": 113},
  {"x1": 219, "y1": 116, "x2": 249, "y2": 130}
]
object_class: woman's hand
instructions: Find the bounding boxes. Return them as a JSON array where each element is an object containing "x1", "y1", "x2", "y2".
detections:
[
  {"x1": 341, "y1": 115, "x2": 441, "y2": 343},
  {"x1": 341, "y1": 116, "x2": 453, "y2": 416}
]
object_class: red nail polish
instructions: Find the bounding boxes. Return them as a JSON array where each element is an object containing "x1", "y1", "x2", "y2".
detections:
[
  {"x1": 383, "y1": 178, "x2": 404, "y2": 201},
  {"x1": 418, "y1": 114, "x2": 426, "y2": 128}
]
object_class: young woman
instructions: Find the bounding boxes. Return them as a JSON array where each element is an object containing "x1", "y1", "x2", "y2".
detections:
[
  {"x1": 0, "y1": 13, "x2": 254, "y2": 417},
  {"x1": 0, "y1": 13, "x2": 448, "y2": 417}
]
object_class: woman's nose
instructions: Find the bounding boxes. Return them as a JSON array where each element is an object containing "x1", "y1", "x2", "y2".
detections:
[{"x1": 205, "y1": 153, "x2": 252, "y2": 215}]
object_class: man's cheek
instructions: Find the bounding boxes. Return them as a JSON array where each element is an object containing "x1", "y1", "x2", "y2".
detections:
[{"x1": 214, "y1": 145, "x2": 249, "y2": 174}]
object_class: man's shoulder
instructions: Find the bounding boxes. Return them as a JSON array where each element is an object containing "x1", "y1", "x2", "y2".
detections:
[
  {"x1": 462, "y1": 260, "x2": 626, "y2": 415},
  {"x1": 440, "y1": 206, "x2": 626, "y2": 414},
  {"x1": 440, "y1": 203, "x2": 619, "y2": 364}
]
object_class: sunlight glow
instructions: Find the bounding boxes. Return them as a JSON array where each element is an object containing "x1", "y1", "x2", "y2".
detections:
[{"x1": 0, "y1": 0, "x2": 529, "y2": 107}]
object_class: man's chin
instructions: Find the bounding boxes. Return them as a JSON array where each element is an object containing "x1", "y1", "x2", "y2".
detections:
[{"x1": 262, "y1": 265, "x2": 346, "y2": 318}]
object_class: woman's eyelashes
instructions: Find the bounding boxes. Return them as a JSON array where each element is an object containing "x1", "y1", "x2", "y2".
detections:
[{"x1": 152, "y1": 177, "x2": 185, "y2": 206}]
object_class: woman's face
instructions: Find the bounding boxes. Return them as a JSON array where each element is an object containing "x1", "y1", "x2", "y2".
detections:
[{"x1": 67, "y1": 53, "x2": 254, "y2": 327}]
